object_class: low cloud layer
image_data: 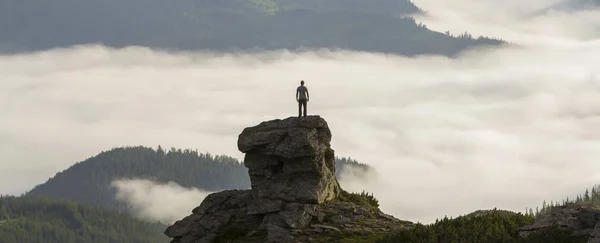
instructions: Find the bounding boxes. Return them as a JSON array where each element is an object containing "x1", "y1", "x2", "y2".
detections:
[
  {"x1": 112, "y1": 179, "x2": 213, "y2": 224},
  {"x1": 2, "y1": 42, "x2": 599, "y2": 223},
  {"x1": 112, "y1": 168, "x2": 378, "y2": 225},
  {"x1": 2, "y1": 0, "x2": 600, "y2": 224}
]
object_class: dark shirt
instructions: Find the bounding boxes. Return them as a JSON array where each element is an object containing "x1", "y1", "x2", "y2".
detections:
[{"x1": 297, "y1": 85, "x2": 308, "y2": 100}]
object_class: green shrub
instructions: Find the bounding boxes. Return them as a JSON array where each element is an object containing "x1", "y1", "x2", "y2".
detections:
[
  {"x1": 337, "y1": 190, "x2": 379, "y2": 209},
  {"x1": 377, "y1": 209, "x2": 535, "y2": 243}
]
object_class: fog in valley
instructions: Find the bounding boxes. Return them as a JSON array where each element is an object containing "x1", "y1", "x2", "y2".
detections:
[{"x1": 1, "y1": 0, "x2": 599, "y2": 224}]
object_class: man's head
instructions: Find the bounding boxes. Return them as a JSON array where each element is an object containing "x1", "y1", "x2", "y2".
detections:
[{"x1": 300, "y1": 80, "x2": 305, "y2": 85}]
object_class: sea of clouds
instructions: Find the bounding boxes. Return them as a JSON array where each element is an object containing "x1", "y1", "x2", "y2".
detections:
[{"x1": 1, "y1": 0, "x2": 599, "y2": 224}]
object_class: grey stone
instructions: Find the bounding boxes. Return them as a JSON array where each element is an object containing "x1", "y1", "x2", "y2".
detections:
[
  {"x1": 244, "y1": 153, "x2": 280, "y2": 170},
  {"x1": 164, "y1": 214, "x2": 203, "y2": 238},
  {"x1": 280, "y1": 208, "x2": 313, "y2": 229},
  {"x1": 260, "y1": 213, "x2": 286, "y2": 228},
  {"x1": 311, "y1": 226, "x2": 324, "y2": 233},
  {"x1": 266, "y1": 223, "x2": 295, "y2": 243},
  {"x1": 303, "y1": 204, "x2": 318, "y2": 217},
  {"x1": 191, "y1": 189, "x2": 253, "y2": 215},
  {"x1": 241, "y1": 116, "x2": 340, "y2": 205},
  {"x1": 330, "y1": 215, "x2": 351, "y2": 225},
  {"x1": 317, "y1": 212, "x2": 326, "y2": 223},
  {"x1": 247, "y1": 198, "x2": 283, "y2": 215},
  {"x1": 238, "y1": 116, "x2": 331, "y2": 156},
  {"x1": 589, "y1": 223, "x2": 600, "y2": 243}
]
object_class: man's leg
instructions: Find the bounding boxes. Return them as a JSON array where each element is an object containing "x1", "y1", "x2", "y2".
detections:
[
  {"x1": 303, "y1": 100, "x2": 307, "y2": 117},
  {"x1": 298, "y1": 101, "x2": 302, "y2": 117}
]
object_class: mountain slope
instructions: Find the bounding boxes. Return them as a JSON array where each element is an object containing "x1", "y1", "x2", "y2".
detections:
[
  {"x1": 0, "y1": 195, "x2": 168, "y2": 243},
  {"x1": 26, "y1": 146, "x2": 249, "y2": 212},
  {"x1": 273, "y1": 0, "x2": 421, "y2": 15},
  {"x1": 26, "y1": 146, "x2": 371, "y2": 212},
  {"x1": 0, "y1": 0, "x2": 501, "y2": 55},
  {"x1": 192, "y1": 10, "x2": 502, "y2": 56}
]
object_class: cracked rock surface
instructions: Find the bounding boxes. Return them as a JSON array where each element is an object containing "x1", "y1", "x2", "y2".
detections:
[{"x1": 238, "y1": 115, "x2": 340, "y2": 205}]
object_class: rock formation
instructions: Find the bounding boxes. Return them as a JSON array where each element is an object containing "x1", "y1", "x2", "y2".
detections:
[
  {"x1": 238, "y1": 115, "x2": 340, "y2": 207},
  {"x1": 164, "y1": 116, "x2": 412, "y2": 243},
  {"x1": 518, "y1": 203, "x2": 600, "y2": 243}
]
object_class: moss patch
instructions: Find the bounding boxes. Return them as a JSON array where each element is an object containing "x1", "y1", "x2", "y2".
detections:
[
  {"x1": 311, "y1": 231, "x2": 392, "y2": 243},
  {"x1": 335, "y1": 190, "x2": 379, "y2": 210}
]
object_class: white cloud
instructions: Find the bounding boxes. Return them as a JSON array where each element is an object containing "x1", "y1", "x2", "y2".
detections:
[
  {"x1": 2, "y1": 0, "x2": 600, "y2": 224},
  {"x1": 1, "y1": 43, "x2": 599, "y2": 224},
  {"x1": 112, "y1": 179, "x2": 213, "y2": 224}
]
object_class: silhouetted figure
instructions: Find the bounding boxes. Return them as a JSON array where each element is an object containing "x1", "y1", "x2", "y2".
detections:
[{"x1": 296, "y1": 80, "x2": 309, "y2": 117}]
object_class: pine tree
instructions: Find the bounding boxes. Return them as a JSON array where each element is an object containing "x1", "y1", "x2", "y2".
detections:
[
  {"x1": 542, "y1": 201, "x2": 547, "y2": 211},
  {"x1": 157, "y1": 145, "x2": 165, "y2": 156},
  {"x1": 585, "y1": 189, "x2": 591, "y2": 203}
]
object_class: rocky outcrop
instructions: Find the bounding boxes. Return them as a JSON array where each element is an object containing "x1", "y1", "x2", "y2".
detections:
[
  {"x1": 164, "y1": 116, "x2": 412, "y2": 243},
  {"x1": 238, "y1": 115, "x2": 340, "y2": 206},
  {"x1": 518, "y1": 203, "x2": 600, "y2": 242}
]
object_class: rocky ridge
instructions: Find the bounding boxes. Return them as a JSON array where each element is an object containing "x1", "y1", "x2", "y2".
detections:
[
  {"x1": 164, "y1": 116, "x2": 412, "y2": 243},
  {"x1": 518, "y1": 203, "x2": 600, "y2": 243}
]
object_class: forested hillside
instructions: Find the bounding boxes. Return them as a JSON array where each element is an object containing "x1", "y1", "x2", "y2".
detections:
[
  {"x1": 0, "y1": 195, "x2": 168, "y2": 243},
  {"x1": 26, "y1": 146, "x2": 371, "y2": 212},
  {"x1": 12, "y1": 146, "x2": 600, "y2": 243},
  {"x1": 0, "y1": 0, "x2": 502, "y2": 55},
  {"x1": 531, "y1": 184, "x2": 600, "y2": 216},
  {"x1": 376, "y1": 209, "x2": 535, "y2": 243},
  {"x1": 376, "y1": 184, "x2": 600, "y2": 243}
]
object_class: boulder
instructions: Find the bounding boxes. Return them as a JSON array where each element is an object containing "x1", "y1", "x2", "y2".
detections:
[{"x1": 239, "y1": 116, "x2": 340, "y2": 205}]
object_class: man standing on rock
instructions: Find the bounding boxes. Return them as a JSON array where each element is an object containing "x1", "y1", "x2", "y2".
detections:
[{"x1": 296, "y1": 80, "x2": 309, "y2": 117}]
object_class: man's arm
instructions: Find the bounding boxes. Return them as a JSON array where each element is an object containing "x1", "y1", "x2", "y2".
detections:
[
  {"x1": 296, "y1": 88, "x2": 299, "y2": 101},
  {"x1": 306, "y1": 88, "x2": 309, "y2": 101}
]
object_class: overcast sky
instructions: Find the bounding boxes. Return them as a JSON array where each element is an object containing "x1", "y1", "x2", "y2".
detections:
[{"x1": 1, "y1": 0, "x2": 599, "y2": 224}]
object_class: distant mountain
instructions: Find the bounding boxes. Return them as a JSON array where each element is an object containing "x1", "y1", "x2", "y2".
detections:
[
  {"x1": 271, "y1": 0, "x2": 421, "y2": 15},
  {"x1": 185, "y1": 10, "x2": 503, "y2": 56},
  {"x1": 0, "y1": 0, "x2": 502, "y2": 56},
  {"x1": 0, "y1": 195, "x2": 168, "y2": 243},
  {"x1": 26, "y1": 146, "x2": 372, "y2": 212}
]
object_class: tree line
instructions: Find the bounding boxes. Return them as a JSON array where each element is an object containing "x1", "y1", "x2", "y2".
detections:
[
  {"x1": 26, "y1": 146, "x2": 370, "y2": 213},
  {"x1": 377, "y1": 184, "x2": 600, "y2": 242},
  {"x1": 0, "y1": 195, "x2": 168, "y2": 243}
]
